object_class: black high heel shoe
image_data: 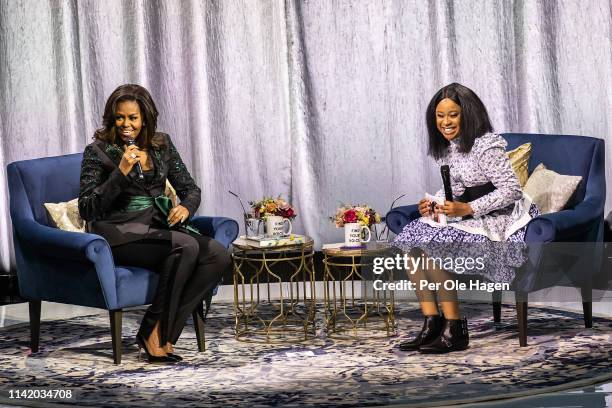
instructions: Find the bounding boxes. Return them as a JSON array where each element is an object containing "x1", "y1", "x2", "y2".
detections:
[
  {"x1": 136, "y1": 334, "x2": 176, "y2": 364},
  {"x1": 398, "y1": 315, "x2": 445, "y2": 351},
  {"x1": 166, "y1": 353, "x2": 183, "y2": 362}
]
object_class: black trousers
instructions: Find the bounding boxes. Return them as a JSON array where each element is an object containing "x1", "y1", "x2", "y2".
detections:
[{"x1": 112, "y1": 229, "x2": 231, "y2": 345}]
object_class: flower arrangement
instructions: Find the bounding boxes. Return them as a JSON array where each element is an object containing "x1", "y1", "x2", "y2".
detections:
[
  {"x1": 331, "y1": 204, "x2": 381, "y2": 228},
  {"x1": 250, "y1": 196, "x2": 297, "y2": 219}
]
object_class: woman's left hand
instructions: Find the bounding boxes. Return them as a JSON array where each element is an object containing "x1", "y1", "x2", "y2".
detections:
[
  {"x1": 436, "y1": 201, "x2": 474, "y2": 218},
  {"x1": 168, "y1": 205, "x2": 190, "y2": 227}
]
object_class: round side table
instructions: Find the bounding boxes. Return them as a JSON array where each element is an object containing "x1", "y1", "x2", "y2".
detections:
[
  {"x1": 322, "y1": 243, "x2": 397, "y2": 338},
  {"x1": 232, "y1": 237, "x2": 316, "y2": 343}
]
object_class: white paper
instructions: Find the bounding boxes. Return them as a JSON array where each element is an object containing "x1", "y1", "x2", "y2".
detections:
[{"x1": 424, "y1": 193, "x2": 447, "y2": 226}]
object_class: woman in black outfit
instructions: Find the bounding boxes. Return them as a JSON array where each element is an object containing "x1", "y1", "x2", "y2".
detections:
[{"x1": 78, "y1": 84, "x2": 231, "y2": 363}]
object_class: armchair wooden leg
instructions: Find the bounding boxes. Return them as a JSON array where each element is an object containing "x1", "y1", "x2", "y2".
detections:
[
  {"x1": 29, "y1": 301, "x2": 41, "y2": 353},
  {"x1": 492, "y1": 290, "x2": 502, "y2": 323},
  {"x1": 193, "y1": 302, "x2": 206, "y2": 352},
  {"x1": 109, "y1": 309, "x2": 122, "y2": 365},
  {"x1": 516, "y1": 292, "x2": 528, "y2": 347},
  {"x1": 581, "y1": 286, "x2": 593, "y2": 328}
]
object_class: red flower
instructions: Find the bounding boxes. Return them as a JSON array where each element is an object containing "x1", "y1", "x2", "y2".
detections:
[
  {"x1": 344, "y1": 209, "x2": 357, "y2": 223},
  {"x1": 285, "y1": 208, "x2": 295, "y2": 218}
]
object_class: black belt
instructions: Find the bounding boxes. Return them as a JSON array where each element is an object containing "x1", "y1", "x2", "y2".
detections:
[
  {"x1": 456, "y1": 182, "x2": 496, "y2": 203},
  {"x1": 456, "y1": 182, "x2": 496, "y2": 219}
]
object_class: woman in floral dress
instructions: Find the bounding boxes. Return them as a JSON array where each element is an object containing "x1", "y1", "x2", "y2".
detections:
[{"x1": 393, "y1": 83, "x2": 538, "y2": 354}]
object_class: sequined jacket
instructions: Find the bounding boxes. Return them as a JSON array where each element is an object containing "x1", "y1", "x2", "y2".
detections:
[{"x1": 78, "y1": 133, "x2": 201, "y2": 246}]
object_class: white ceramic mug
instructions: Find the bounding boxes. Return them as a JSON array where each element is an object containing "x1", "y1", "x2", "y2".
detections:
[
  {"x1": 344, "y1": 223, "x2": 371, "y2": 247},
  {"x1": 265, "y1": 215, "x2": 292, "y2": 237}
]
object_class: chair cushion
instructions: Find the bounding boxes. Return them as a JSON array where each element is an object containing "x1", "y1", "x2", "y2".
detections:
[
  {"x1": 524, "y1": 163, "x2": 582, "y2": 214},
  {"x1": 114, "y1": 266, "x2": 159, "y2": 309}
]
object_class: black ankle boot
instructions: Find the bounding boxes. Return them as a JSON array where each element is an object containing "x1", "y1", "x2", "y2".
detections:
[
  {"x1": 419, "y1": 317, "x2": 469, "y2": 354},
  {"x1": 398, "y1": 315, "x2": 445, "y2": 351}
]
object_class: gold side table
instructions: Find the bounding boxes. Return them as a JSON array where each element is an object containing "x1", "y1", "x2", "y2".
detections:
[
  {"x1": 232, "y1": 237, "x2": 316, "y2": 343},
  {"x1": 322, "y1": 244, "x2": 396, "y2": 338}
]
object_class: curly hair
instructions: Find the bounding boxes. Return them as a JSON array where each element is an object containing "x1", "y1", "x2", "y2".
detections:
[
  {"x1": 426, "y1": 83, "x2": 493, "y2": 160},
  {"x1": 94, "y1": 84, "x2": 160, "y2": 149}
]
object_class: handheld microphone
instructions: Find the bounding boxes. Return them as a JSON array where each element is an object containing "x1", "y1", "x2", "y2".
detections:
[
  {"x1": 377, "y1": 193, "x2": 407, "y2": 241},
  {"x1": 229, "y1": 190, "x2": 260, "y2": 237},
  {"x1": 440, "y1": 165, "x2": 453, "y2": 202},
  {"x1": 126, "y1": 138, "x2": 144, "y2": 180}
]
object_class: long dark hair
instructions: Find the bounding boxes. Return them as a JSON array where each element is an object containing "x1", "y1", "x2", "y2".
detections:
[
  {"x1": 426, "y1": 83, "x2": 493, "y2": 160},
  {"x1": 94, "y1": 84, "x2": 159, "y2": 149}
]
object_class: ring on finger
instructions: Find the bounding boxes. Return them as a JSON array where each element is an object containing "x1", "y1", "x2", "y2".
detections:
[{"x1": 130, "y1": 153, "x2": 137, "y2": 159}]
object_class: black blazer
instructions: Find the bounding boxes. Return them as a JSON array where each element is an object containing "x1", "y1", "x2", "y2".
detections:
[{"x1": 78, "y1": 133, "x2": 201, "y2": 246}]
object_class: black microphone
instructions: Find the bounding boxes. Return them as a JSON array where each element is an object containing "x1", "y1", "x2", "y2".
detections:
[
  {"x1": 440, "y1": 165, "x2": 453, "y2": 202},
  {"x1": 126, "y1": 138, "x2": 144, "y2": 180},
  {"x1": 228, "y1": 190, "x2": 249, "y2": 218},
  {"x1": 377, "y1": 193, "x2": 407, "y2": 241},
  {"x1": 229, "y1": 190, "x2": 256, "y2": 237}
]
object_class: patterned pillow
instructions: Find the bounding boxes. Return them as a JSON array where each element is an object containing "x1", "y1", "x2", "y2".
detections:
[
  {"x1": 523, "y1": 163, "x2": 582, "y2": 214},
  {"x1": 507, "y1": 142, "x2": 531, "y2": 187},
  {"x1": 44, "y1": 180, "x2": 178, "y2": 232},
  {"x1": 44, "y1": 198, "x2": 85, "y2": 232}
]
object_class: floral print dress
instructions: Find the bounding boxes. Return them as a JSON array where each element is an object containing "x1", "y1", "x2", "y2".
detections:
[{"x1": 392, "y1": 133, "x2": 540, "y2": 283}]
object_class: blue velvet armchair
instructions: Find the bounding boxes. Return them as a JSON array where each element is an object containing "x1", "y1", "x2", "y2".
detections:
[
  {"x1": 386, "y1": 133, "x2": 606, "y2": 346},
  {"x1": 7, "y1": 153, "x2": 239, "y2": 363}
]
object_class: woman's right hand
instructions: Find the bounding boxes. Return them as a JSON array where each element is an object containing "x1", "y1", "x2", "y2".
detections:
[
  {"x1": 119, "y1": 144, "x2": 142, "y2": 176},
  {"x1": 418, "y1": 198, "x2": 432, "y2": 217}
]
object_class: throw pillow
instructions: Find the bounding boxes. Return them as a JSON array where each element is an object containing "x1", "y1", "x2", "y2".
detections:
[
  {"x1": 507, "y1": 142, "x2": 532, "y2": 187},
  {"x1": 44, "y1": 198, "x2": 85, "y2": 232},
  {"x1": 523, "y1": 163, "x2": 582, "y2": 214}
]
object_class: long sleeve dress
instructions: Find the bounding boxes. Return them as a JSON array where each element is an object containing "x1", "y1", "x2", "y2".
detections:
[{"x1": 393, "y1": 133, "x2": 540, "y2": 283}]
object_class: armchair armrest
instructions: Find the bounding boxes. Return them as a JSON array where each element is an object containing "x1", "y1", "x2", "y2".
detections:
[
  {"x1": 190, "y1": 216, "x2": 239, "y2": 248},
  {"x1": 13, "y1": 218, "x2": 118, "y2": 309},
  {"x1": 525, "y1": 197, "x2": 604, "y2": 242},
  {"x1": 14, "y1": 219, "x2": 109, "y2": 262},
  {"x1": 385, "y1": 204, "x2": 420, "y2": 235}
]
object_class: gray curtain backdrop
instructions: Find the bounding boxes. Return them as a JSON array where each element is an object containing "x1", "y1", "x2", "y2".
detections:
[{"x1": 1, "y1": 0, "x2": 611, "y2": 274}]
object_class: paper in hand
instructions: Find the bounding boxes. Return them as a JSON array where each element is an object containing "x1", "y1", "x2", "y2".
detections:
[{"x1": 424, "y1": 193, "x2": 447, "y2": 226}]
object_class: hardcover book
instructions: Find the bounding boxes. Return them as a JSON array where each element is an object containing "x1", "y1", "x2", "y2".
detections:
[{"x1": 241, "y1": 234, "x2": 307, "y2": 248}]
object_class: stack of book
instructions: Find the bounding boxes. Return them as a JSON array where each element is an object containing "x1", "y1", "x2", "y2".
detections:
[{"x1": 239, "y1": 234, "x2": 307, "y2": 248}]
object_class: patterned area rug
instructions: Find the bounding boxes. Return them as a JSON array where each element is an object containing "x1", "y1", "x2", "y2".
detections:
[{"x1": 1, "y1": 302, "x2": 611, "y2": 407}]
